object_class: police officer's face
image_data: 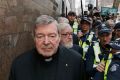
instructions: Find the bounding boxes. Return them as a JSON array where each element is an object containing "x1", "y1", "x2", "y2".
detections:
[
  {"x1": 60, "y1": 26, "x2": 73, "y2": 48},
  {"x1": 99, "y1": 33, "x2": 112, "y2": 47},
  {"x1": 81, "y1": 21, "x2": 90, "y2": 32},
  {"x1": 34, "y1": 22, "x2": 61, "y2": 57}
]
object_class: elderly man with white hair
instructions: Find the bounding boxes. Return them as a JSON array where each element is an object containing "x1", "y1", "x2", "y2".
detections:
[{"x1": 58, "y1": 22, "x2": 83, "y2": 55}]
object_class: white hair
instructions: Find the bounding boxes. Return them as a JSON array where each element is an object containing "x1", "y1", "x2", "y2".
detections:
[
  {"x1": 35, "y1": 15, "x2": 58, "y2": 28},
  {"x1": 33, "y1": 15, "x2": 59, "y2": 36},
  {"x1": 57, "y1": 17, "x2": 69, "y2": 23},
  {"x1": 58, "y1": 23, "x2": 71, "y2": 33}
]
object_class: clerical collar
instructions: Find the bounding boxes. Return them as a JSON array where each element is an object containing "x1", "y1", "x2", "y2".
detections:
[
  {"x1": 35, "y1": 47, "x2": 60, "y2": 63},
  {"x1": 44, "y1": 57, "x2": 53, "y2": 62}
]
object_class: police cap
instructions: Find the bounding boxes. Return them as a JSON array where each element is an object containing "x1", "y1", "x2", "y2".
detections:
[
  {"x1": 80, "y1": 17, "x2": 92, "y2": 25},
  {"x1": 98, "y1": 24, "x2": 112, "y2": 35},
  {"x1": 107, "y1": 38, "x2": 120, "y2": 50}
]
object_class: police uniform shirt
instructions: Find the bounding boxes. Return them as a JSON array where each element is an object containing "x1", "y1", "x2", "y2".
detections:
[
  {"x1": 107, "y1": 53, "x2": 120, "y2": 80},
  {"x1": 80, "y1": 32, "x2": 89, "y2": 43},
  {"x1": 85, "y1": 43, "x2": 111, "y2": 77},
  {"x1": 80, "y1": 31, "x2": 97, "y2": 45}
]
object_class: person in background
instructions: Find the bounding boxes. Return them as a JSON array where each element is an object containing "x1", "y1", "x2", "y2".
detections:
[
  {"x1": 105, "y1": 19, "x2": 115, "y2": 41},
  {"x1": 91, "y1": 26, "x2": 113, "y2": 80},
  {"x1": 67, "y1": 11, "x2": 79, "y2": 35},
  {"x1": 115, "y1": 14, "x2": 120, "y2": 23},
  {"x1": 93, "y1": 38, "x2": 120, "y2": 80},
  {"x1": 114, "y1": 22, "x2": 120, "y2": 39},
  {"x1": 85, "y1": 26, "x2": 112, "y2": 80},
  {"x1": 93, "y1": 21, "x2": 102, "y2": 38},
  {"x1": 58, "y1": 22, "x2": 83, "y2": 56},
  {"x1": 57, "y1": 17, "x2": 69, "y2": 23},
  {"x1": 78, "y1": 17, "x2": 97, "y2": 60},
  {"x1": 106, "y1": 38, "x2": 120, "y2": 80},
  {"x1": 106, "y1": 19, "x2": 115, "y2": 31},
  {"x1": 9, "y1": 15, "x2": 86, "y2": 80},
  {"x1": 58, "y1": 16, "x2": 79, "y2": 45}
]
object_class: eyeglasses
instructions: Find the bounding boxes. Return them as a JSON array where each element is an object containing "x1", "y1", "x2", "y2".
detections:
[{"x1": 61, "y1": 33, "x2": 73, "y2": 37}]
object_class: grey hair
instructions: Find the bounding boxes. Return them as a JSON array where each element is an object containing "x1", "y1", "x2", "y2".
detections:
[
  {"x1": 58, "y1": 23, "x2": 71, "y2": 32},
  {"x1": 35, "y1": 15, "x2": 58, "y2": 27},
  {"x1": 57, "y1": 17, "x2": 69, "y2": 23},
  {"x1": 33, "y1": 15, "x2": 59, "y2": 36}
]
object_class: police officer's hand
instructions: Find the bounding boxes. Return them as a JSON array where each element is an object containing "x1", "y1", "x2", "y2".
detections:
[
  {"x1": 77, "y1": 31, "x2": 83, "y2": 38},
  {"x1": 96, "y1": 62, "x2": 105, "y2": 72}
]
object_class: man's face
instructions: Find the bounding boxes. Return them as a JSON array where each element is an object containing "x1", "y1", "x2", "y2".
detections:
[
  {"x1": 98, "y1": 33, "x2": 112, "y2": 47},
  {"x1": 60, "y1": 26, "x2": 73, "y2": 48},
  {"x1": 67, "y1": 15, "x2": 76, "y2": 22},
  {"x1": 81, "y1": 21, "x2": 90, "y2": 32},
  {"x1": 115, "y1": 30, "x2": 120, "y2": 38},
  {"x1": 34, "y1": 22, "x2": 60, "y2": 57}
]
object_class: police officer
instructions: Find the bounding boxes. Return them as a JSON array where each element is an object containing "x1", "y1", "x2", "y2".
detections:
[
  {"x1": 85, "y1": 25, "x2": 112, "y2": 80},
  {"x1": 106, "y1": 38, "x2": 120, "y2": 80},
  {"x1": 78, "y1": 17, "x2": 97, "y2": 59},
  {"x1": 93, "y1": 38, "x2": 120, "y2": 80}
]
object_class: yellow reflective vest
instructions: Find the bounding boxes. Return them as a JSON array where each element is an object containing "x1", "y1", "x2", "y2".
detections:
[
  {"x1": 72, "y1": 21, "x2": 78, "y2": 35},
  {"x1": 93, "y1": 42, "x2": 112, "y2": 80},
  {"x1": 79, "y1": 32, "x2": 94, "y2": 59},
  {"x1": 103, "y1": 53, "x2": 112, "y2": 80},
  {"x1": 93, "y1": 41, "x2": 101, "y2": 67}
]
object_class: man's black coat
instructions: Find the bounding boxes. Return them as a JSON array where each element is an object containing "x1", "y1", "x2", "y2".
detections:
[{"x1": 9, "y1": 46, "x2": 85, "y2": 80}]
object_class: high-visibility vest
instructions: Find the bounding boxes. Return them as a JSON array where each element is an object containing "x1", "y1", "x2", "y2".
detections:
[
  {"x1": 79, "y1": 32, "x2": 94, "y2": 59},
  {"x1": 72, "y1": 21, "x2": 78, "y2": 35},
  {"x1": 104, "y1": 53, "x2": 112, "y2": 80},
  {"x1": 93, "y1": 41, "x2": 101, "y2": 68}
]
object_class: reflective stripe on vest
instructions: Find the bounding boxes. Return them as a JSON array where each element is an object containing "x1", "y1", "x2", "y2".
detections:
[
  {"x1": 72, "y1": 21, "x2": 78, "y2": 35},
  {"x1": 79, "y1": 32, "x2": 94, "y2": 59},
  {"x1": 104, "y1": 53, "x2": 112, "y2": 80},
  {"x1": 87, "y1": 32, "x2": 94, "y2": 42},
  {"x1": 79, "y1": 39, "x2": 82, "y2": 47},
  {"x1": 93, "y1": 42, "x2": 101, "y2": 67},
  {"x1": 82, "y1": 42, "x2": 89, "y2": 59}
]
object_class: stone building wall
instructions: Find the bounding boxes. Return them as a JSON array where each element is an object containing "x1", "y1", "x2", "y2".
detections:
[{"x1": 0, "y1": 0, "x2": 58, "y2": 80}]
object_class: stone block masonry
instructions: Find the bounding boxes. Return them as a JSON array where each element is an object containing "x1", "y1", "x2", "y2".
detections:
[{"x1": 0, "y1": 0, "x2": 58, "y2": 80}]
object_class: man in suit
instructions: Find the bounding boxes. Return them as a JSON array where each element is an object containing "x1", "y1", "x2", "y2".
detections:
[{"x1": 9, "y1": 15, "x2": 86, "y2": 80}]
